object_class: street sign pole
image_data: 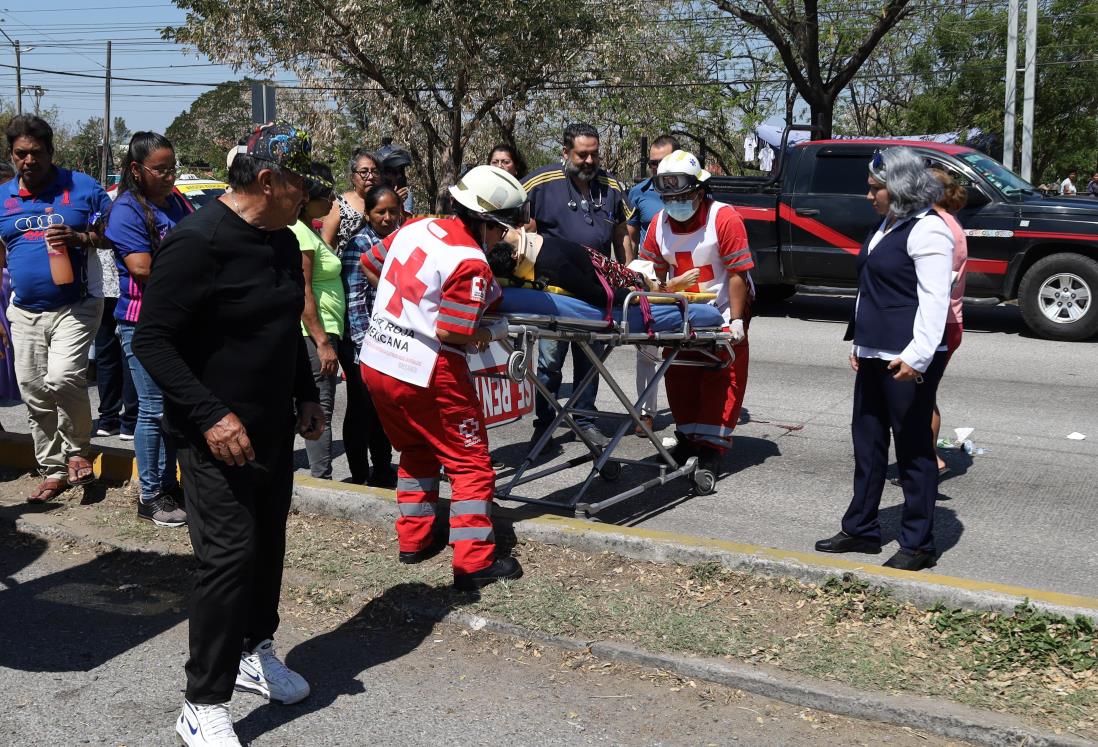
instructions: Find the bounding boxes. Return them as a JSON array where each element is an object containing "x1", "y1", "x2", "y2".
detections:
[{"x1": 1020, "y1": 0, "x2": 1037, "y2": 182}]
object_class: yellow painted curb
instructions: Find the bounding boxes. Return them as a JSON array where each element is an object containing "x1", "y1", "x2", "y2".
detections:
[
  {"x1": 0, "y1": 431, "x2": 137, "y2": 482},
  {"x1": 291, "y1": 473, "x2": 1098, "y2": 615}
]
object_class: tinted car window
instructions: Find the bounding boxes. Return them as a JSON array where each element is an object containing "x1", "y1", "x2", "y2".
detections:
[{"x1": 809, "y1": 155, "x2": 871, "y2": 195}]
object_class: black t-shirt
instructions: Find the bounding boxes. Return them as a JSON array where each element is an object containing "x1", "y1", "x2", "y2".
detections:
[
  {"x1": 133, "y1": 199, "x2": 318, "y2": 460},
  {"x1": 533, "y1": 236, "x2": 632, "y2": 309}
]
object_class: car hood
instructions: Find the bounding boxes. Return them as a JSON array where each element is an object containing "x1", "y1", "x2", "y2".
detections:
[{"x1": 1018, "y1": 194, "x2": 1098, "y2": 219}]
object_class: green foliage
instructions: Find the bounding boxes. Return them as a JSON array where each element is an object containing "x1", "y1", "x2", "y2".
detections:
[
  {"x1": 821, "y1": 573, "x2": 902, "y2": 622},
  {"x1": 928, "y1": 601, "x2": 1098, "y2": 675},
  {"x1": 165, "y1": 81, "x2": 254, "y2": 172}
]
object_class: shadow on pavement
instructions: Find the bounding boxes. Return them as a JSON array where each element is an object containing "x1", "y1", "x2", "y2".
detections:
[
  {"x1": 878, "y1": 503, "x2": 964, "y2": 559},
  {"x1": 0, "y1": 510, "x2": 190, "y2": 673},
  {"x1": 235, "y1": 581, "x2": 480, "y2": 744}
]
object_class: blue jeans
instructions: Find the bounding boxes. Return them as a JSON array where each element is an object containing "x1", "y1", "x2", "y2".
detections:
[
  {"x1": 117, "y1": 322, "x2": 177, "y2": 501},
  {"x1": 534, "y1": 339, "x2": 601, "y2": 430}
]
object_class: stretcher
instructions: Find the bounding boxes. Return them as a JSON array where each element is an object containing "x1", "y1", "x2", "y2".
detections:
[{"x1": 471, "y1": 286, "x2": 736, "y2": 518}]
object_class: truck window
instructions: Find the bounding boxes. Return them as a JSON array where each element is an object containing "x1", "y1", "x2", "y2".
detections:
[{"x1": 809, "y1": 155, "x2": 871, "y2": 195}]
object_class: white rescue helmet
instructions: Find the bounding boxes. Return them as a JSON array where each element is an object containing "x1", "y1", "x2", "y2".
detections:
[
  {"x1": 653, "y1": 150, "x2": 712, "y2": 196},
  {"x1": 448, "y1": 165, "x2": 530, "y2": 228}
]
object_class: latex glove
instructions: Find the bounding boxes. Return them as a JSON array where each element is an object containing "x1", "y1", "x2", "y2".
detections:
[
  {"x1": 483, "y1": 318, "x2": 511, "y2": 342},
  {"x1": 729, "y1": 318, "x2": 745, "y2": 343}
]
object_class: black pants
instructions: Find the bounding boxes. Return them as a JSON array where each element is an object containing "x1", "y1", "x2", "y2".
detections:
[
  {"x1": 842, "y1": 354, "x2": 946, "y2": 553},
  {"x1": 94, "y1": 299, "x2": 137, "y2": 433},
  {"x1": 180, "y1": 436, "x2": 293, "y2": 704},
  {"x1": 337, "y1": 337, "x2": 392, "y2": 484}
]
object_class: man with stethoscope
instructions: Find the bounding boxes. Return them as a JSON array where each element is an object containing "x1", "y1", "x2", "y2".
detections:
[{"x1": 521, "y1": 122, "x2": 635, "y2": 448}]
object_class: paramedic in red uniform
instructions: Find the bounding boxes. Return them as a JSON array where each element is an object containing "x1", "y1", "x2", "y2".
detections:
[
  {"x1": 360, "y1": 165, "x2": 526, "y2": 590},
  {"x1": 638, "y1": 150, "x2": 754, "y2": 484}
]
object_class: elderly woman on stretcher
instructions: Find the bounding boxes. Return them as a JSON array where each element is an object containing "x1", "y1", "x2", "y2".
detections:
[{"x1": 488, "y1": 149, "x2": 753, "y2": 484}]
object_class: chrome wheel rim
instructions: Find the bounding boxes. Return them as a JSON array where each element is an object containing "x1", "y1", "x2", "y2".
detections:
[{"x1": 1037, "y1": 272, "x2": 1091, "y2": 324}]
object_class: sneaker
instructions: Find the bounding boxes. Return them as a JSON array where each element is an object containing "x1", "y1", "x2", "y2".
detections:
[
  {"x1": 94, "y1": 425, "x2": 120, "y2": 437},
  {"x1": 119, "y1": 432, "x2": 135, "y2": 442},
  {"x1": 176, "y1": 700, "x2": 241, "y2": 747},
  {"x1": 454, "y1": 556, "x2": 523, "y2": 591},
  {"x1": 577, "y1": 425, "x2": 609, "y2": 448},
  {"x1": 137, "y1": 495, "x2": 187, "y2": 528},
  {"x1": 236, "y1": 639, "x2": 310, "y2": 704}
]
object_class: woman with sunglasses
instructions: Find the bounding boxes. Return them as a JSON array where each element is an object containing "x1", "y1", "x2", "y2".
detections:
[
  {"x1": 105, "y1": 131, "x2": 191, "y2": 527},
  {"x1": 321, "y1": 146, "x2": 381, "y2": 255},
  {"x1": 815, "y1": 147, "x2": 954, "y2": 572},
  {"x1": 639, "y1": 150, "x2": 754, "y2": 492}
]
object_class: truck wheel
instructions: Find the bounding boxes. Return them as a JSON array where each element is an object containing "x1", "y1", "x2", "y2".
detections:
[
  {"x1": 754, "y1": 284, "x2": 797, "y2": 303},
  {"x1": 1018, "y1": 253, "x2": 1098, "y2": 341}
]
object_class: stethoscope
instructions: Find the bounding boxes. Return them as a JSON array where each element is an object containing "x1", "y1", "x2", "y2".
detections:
[{"x1": 563, "y1": 165, "x2": 605, "y2": 213}]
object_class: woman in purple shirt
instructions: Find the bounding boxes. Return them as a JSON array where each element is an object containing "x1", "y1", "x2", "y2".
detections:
[{"x1": 105, "y1": 132, "x2": 191, "y2": 527}]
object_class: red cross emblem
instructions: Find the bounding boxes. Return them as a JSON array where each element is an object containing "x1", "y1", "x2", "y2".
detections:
[
  {"x1": 673, "y1": 252, "x2": 714, "y2": 292},
  {"x1": 384, "y1": 247, "x2": 429, "y2": 316}
]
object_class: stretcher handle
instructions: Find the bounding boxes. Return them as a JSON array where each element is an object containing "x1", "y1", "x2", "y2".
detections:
[{"x1": 620, "y1": 291, "x2": 690, "y2": 337}]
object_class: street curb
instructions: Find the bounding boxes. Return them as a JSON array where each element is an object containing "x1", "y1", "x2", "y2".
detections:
[
  {"x1": 0, "y1": 432, "x2": 136, "y2": 482},
  {"x1": 289, "y1": 478, "x2": 1098, "y2": 623},
  {"x1": 5, "y1": 513, "x2": 1089, "y2": 747}
]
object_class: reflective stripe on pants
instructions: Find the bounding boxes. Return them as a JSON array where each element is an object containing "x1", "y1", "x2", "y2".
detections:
[{"x1": 362, "y1": 353, "x2": 497, "y2": 574}]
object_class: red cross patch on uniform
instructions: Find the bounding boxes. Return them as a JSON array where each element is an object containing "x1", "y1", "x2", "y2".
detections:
[{"x1": 470, "y1": 275, "x2": 487, "y2": 303}]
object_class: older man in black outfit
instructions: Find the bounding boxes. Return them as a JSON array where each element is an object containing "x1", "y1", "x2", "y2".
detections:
[{"x1": 134, "y1": 123, "x2": 325, "y2": 747}]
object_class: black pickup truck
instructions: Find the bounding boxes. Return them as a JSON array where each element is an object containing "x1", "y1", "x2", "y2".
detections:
[{"x1": 709, "y1": 138, "x2": 1098, "y2": 341}]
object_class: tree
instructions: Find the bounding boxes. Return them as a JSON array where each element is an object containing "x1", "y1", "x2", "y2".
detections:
[
  {"x1": 165, "y1": 81, "x2": 253, "y2": 171},
  {"x1": 55, "y1": 116, "x2": 130, "y2": 175},
  {"x1": 166, "y1": 0, "x2": 680, "y2": 208},
  {"x1": 709, "y1": 0, "x2": 915, "y2": 138}
]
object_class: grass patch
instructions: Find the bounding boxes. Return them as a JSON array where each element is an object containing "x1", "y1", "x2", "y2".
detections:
[{"x1": 29, "y1": 484, "x2": 1098, "y2": 739}]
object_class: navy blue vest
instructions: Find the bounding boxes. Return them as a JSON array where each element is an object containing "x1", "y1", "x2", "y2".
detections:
[{"x1": 844, "y1": 210, "x2": 934, "y2": 350}]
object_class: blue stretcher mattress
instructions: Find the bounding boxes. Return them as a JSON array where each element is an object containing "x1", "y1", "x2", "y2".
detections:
[{"x1": 497, "y1": 287, "x2": 725, "y2": 332}]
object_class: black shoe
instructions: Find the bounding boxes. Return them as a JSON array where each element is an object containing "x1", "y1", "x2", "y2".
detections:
[
  {"x1": 137, "y1": 495, "x2": 187, "y2": 528},
  {"x1": 668, "y1": 433, "x2": 696, "y2": 465},
  {"x1": 527, "y1": 426, "x2": 562, "y2": 458},
  {"x1": 94, "y1": 423, "x2": 120, "y2": 438},
  {"x1": 882, "y1": 548, "x2": 936, "y2": 571},
  {"x1": 453, "y1": 557, "x2": 523, "y2": 591},
  {"x1": 577, "y1": 425, "x2": 609, "y2": 448},
  {"x1": 367, "y1": 467, "x2": 398, "y2": 489},
  {"x1": 814, "y1": 531, "x2": 882, "y2": 554},
  {"x1": 399, "y1": 535, "x2": 447, "y2": 564}
]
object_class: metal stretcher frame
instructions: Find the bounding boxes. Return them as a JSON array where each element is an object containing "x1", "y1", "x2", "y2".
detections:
[{"x1": 483, "y1": 291, "x2": 736, "y2": 519}]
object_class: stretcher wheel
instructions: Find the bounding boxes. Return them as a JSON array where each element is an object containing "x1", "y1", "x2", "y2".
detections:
[
  {"x1": 599, "y1": 462, "x2": 622, "y2": 481},
  {"x1": 692, "y1": 467, "x2": 717, "y2": 495},
  {"x1": 507, "y1": 349, "x2": 528, "y2": 382}
]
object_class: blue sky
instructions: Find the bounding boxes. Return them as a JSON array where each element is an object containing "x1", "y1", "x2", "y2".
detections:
[{"x1": 0, "y1": 1, "x2": 245, "y2": 133}]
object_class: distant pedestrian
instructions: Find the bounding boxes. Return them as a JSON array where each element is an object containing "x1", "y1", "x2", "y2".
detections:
[
  {"x1": 522, "y1": 122, "x2": 635, "y2": 448},
  {"x1": 294, "y1": 162, "x2": 344, "y2": 480},
  {"x1": 488, "y1": 143, "x2": 528, "y2": 179},
  {"x1": 321, "y1": 147, "x2": 380, "y2": 255},
  {"x1": 627, "y1": 134, "x2": 680, "y2": 434},
  {"x1": 1, "y1": 115, "x2": 109, "y2": 503},
  {"x1": 816, "y1": 147, "x2": 953, "y2": 573},
  {"x1": 91, "y1": 234, "x2": 138, "y2": 442},
  {"x1": 339, "y1": 185, "x2": 402, "y2": 486},
  {"x1": 1087, "y1": 173, "x2": 1098, "y2": 198},
  {"x1": 133, "y1": 122, "x2": 324, "y2": 747},
  {"x1": 927, "y1": 168, "x2": 968, "y2": 478},
  {"x1": 375, "y1": 142, "x2": 414, "y2": 214},
  {"x1": 1060, "y1": 170, "x2": 1078, "y2": 196},
  {"x1": 105, "y1": 131, "x2": 191, "y2": 527}
]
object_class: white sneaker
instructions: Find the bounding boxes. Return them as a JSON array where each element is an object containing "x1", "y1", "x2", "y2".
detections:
[
  {"x1": 235, "y1": 639, "x2": 310, "y2": 704},
  {"x1": 176, "y1": 700, "x2": 241, "y2": 747}
]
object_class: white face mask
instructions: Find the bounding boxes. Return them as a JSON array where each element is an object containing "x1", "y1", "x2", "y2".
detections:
[{"x1": 664, "y1": 198, "x2": 698, "y2": 222}]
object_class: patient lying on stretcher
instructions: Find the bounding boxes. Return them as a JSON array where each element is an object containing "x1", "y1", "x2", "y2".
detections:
[{"x1": 487, "y1": 230, "x2": 700, "y2": 309}]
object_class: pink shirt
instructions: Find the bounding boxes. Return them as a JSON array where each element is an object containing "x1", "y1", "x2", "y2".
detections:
[{"x1": 938, "y1": 211, "x2": 967, "y2": 324}]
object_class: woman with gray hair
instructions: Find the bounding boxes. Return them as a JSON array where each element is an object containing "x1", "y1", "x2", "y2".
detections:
[{"x1": 815, "y1": 146, "x2": 954, "y2": 573}]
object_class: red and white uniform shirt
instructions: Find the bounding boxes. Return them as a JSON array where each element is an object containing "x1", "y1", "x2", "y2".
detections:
[
  {"x1": 640, "y1": 199, "x2": 754, "y2": 321},
  {"x1": 361, "y1": 217, "x2": 500, "y2": 387}
]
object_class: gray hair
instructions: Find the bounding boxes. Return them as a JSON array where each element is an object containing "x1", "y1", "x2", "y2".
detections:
[
  {"x1": 870, "y1": 147, "x2": 943, "y2": 219},
  {"x1": 348, "y1": 146, "x2": 378, "y2": 176}
]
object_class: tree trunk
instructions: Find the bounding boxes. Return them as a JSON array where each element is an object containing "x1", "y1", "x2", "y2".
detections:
[{"x1": 811, "y1": 102, "x2": 835, "y2": 140}]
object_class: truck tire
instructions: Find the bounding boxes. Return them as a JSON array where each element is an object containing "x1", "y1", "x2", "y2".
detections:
[
  {"x1": 1018, "y1": 253, "x2": 1098, "y2": 341},
  {"x1": 754, "y1": 284, "x2": 797, "y2": 303}
]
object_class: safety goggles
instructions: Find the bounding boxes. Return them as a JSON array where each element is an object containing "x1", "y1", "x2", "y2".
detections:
[
  {"x1": 483, "y1": 200, "x2": 531, "y2": 229},
  {"x1": 652, "y1": 172, "x2": 698, "y2": 196}
]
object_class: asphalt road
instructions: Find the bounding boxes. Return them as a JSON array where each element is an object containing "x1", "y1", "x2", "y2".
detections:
[
  {"x1": 4, "y1": 293, "x2": 1095, "y2": 597},
  {"x1": 0, "y1": 518, "x2": 960, "y2": 747}
]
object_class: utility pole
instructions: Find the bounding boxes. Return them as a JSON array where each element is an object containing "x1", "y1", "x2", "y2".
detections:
[
  {"x1": 1002, "y1": 0, "x2": 1019, "y2": 171},
  {"x1": 101, "y1": 41, "x2": 112, "y2": 185},
  {"x1": 23, "y1": 85, "x2": 45, "y2": 114},
  {"x1": 1020, "y1": 0, "x2": 1037, "y2": 182},
  {"x1": 0, "y1": 27, "x2": 22, "y2": 114}
]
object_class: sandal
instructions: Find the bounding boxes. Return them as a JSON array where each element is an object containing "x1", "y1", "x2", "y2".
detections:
[
  {"x1": 27, "y1": 477, "x2": 68, "y2": 504},
  {"x1": 67, "y1": 456, "x2": 96, "y2": 486}
]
